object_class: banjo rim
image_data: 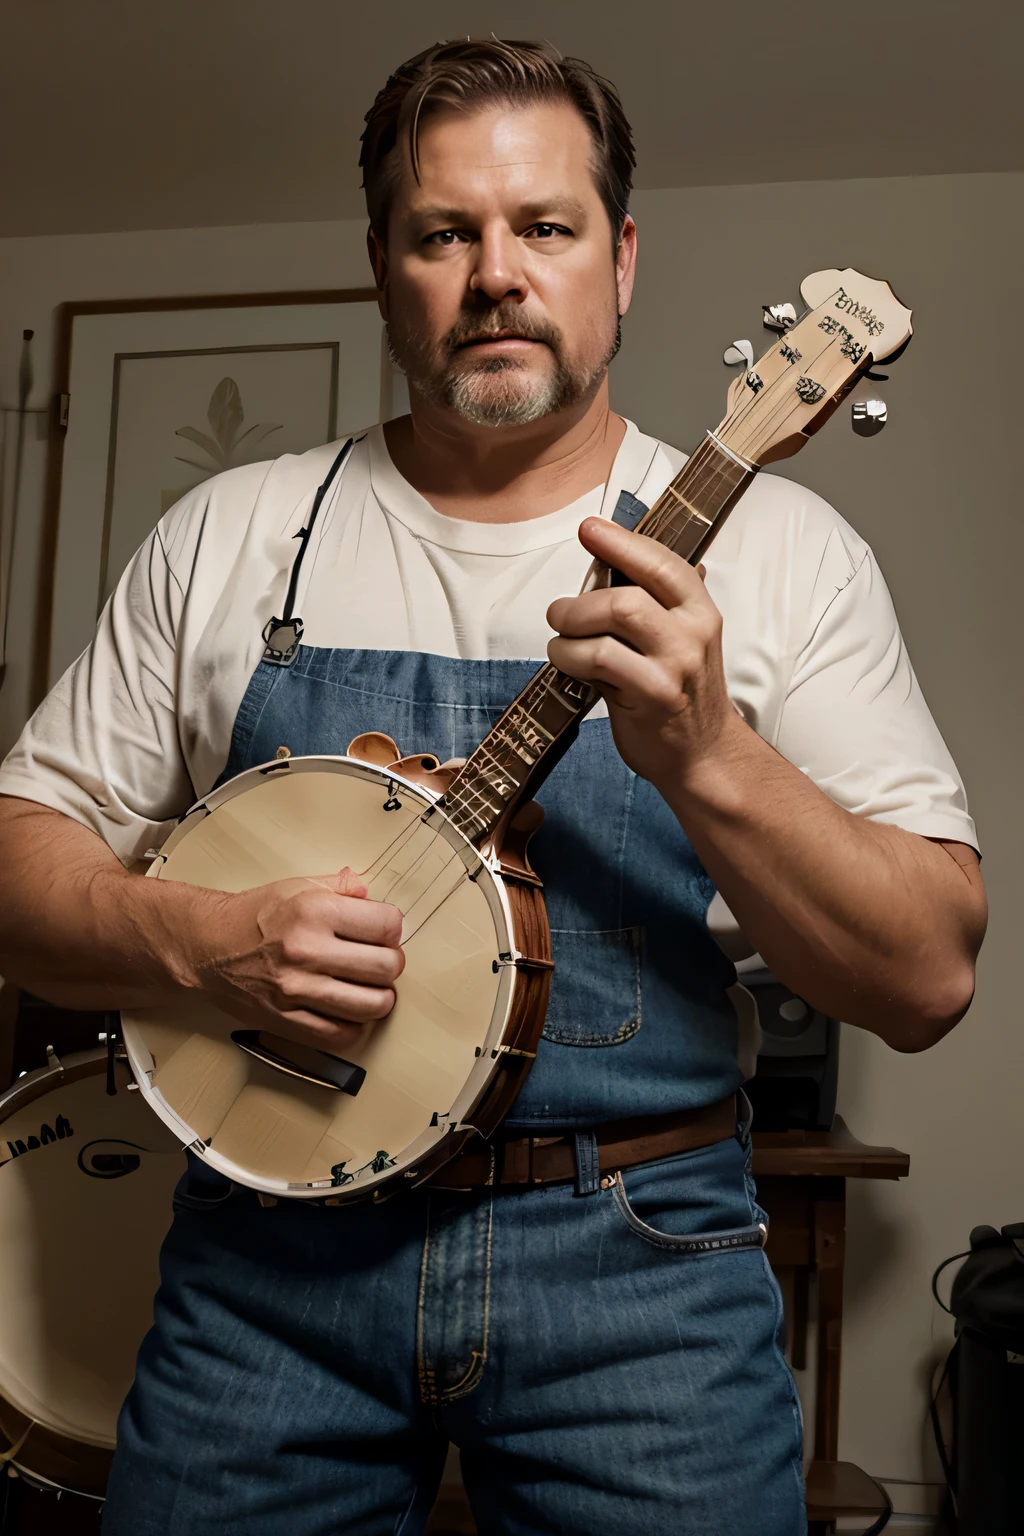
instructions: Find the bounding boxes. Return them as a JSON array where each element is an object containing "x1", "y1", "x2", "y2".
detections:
[{"x1": 121, "y1": 754, "x2": 542, "y2": 1202}]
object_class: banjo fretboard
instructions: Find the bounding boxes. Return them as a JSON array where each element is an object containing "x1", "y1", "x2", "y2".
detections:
[{"x1": 442, "y1": 435, "x2": 754, "y2": 845}]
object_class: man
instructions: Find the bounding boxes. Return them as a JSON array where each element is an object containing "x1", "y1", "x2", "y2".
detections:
[{"x1": 0, "y1": 37, "x2": 985, "y2": 1536}]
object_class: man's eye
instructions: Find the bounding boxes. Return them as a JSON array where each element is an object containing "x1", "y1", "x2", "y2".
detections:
[
  {"x1": 426, "y1": 230, "x2": 463, "y2": 247},
  {"x1": 528, "y1": 223, "x2": 569, "y2": 239}
]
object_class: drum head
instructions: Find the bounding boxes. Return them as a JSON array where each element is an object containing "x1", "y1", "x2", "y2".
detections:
[{"x1": 0, "y1": 1053, "x2": 185, "y2": 1494}]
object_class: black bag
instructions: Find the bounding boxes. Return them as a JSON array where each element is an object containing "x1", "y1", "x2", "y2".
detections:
[
  {"x1": 935, "y1": 1223, "x2": 1024, "y2": 1535},
  {"x1": 949, "y1": 1222, "x2": 1024, "y2": 1352}
]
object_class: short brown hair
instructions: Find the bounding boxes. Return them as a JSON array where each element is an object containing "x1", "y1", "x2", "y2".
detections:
[{"x1": 360, "y1": 38, "x2": 635, "y2": 246}]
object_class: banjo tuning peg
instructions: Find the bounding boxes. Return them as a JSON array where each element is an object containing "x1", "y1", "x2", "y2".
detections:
[
  {"x1": 723, "y1": 339, "x2": 754, "y2": 369},
  {"x1": 852, "y1": 399, "x2": 887, "y2": 437},
  {"x1": 762, "y1": 302, "x2": 797, "y2": 332}
]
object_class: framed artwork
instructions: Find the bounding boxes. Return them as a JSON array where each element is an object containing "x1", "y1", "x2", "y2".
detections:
[{"x1": 37, "y1": 289, "x2": 409, "y2": 700}]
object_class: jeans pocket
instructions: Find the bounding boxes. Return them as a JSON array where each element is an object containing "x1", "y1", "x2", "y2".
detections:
[
  {"x1": 543, "y1": 926, "x2": 642, "y2": 1046},
  {"x1": 609, "y1": 1170, "x2": 768, "y2": 1256}
]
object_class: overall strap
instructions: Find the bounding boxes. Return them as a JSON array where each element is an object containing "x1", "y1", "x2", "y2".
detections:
[
  {"x1": 604, "y1": 489, "x2": 651, "y2": 587},
  {"x1": 611, "y1": 488, "x2": 649, "y2": 532},
  {"x1": 261, "y1": 437, "x2": 356, "y2": 666}
]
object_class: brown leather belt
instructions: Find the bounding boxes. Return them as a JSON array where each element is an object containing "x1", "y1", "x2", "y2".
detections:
[{"x1": 427, "y1": 1094, "x2": 737, "y2": 1190}]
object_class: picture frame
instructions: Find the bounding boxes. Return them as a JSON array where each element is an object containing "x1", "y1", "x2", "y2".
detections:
[{"x1": 36, "y1": 288, "x2": 407, "y2": 702}]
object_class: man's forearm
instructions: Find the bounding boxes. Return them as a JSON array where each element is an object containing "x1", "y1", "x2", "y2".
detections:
[
  {"x1": 656, "y1": 713, "x2": 987, "y2": 1051},
  {"x1": 0, "y1": 798, "x2": 216, "y2": 1009},
  {"x1": 0, "y1": 796, "x2": 409, "y2": 1053}
]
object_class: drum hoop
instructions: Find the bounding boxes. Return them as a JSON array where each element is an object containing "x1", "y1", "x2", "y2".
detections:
[
  {"x1": 0, "y1": 1050, "x2": 106, "y2": 1121},
  {"x1": 0, "y1": 1402, "x2": 112, "y2": 1499},
  {"x1": 7, "y1": 1463, "x2": 105, "y2": 1503},
  {"x1": 124, "y1": 753, "x2": 519, "y2": 1200}
]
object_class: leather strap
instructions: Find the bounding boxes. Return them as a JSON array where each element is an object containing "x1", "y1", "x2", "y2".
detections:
[{"x1": 427, "y1": 1094, "x2": 737, "y2": 1190}]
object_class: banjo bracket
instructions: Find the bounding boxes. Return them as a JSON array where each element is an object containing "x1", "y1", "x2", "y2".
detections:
[{"x1": 491, "y1": 949, "x2": 555, "y2": 975}]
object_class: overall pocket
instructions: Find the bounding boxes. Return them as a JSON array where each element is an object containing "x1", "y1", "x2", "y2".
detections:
[{"x1": 542, "y1": 927, "x2": 642, "y2": 1046}]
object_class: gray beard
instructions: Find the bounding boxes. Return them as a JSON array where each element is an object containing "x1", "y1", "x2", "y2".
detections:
[
  {"x1": 388, "y1": 319, "x2": 621, "y2": 429},
  {"x1": 440, "y1": 355, "x2": 577, "y2": 428}
]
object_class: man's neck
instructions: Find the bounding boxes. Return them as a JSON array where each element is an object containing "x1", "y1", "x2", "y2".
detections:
[{"x1": 381, "y1": 380, "x2": 626, "y2": 524}]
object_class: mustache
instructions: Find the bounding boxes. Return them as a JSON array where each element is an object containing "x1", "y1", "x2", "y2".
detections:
[{"x1": 442, "y1": 306, "x2": 562, "y2": 354}]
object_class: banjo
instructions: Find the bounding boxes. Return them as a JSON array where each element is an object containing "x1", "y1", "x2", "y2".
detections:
[{"x1": 121, "y1": 268, "x2": 913, "y2": 1203}]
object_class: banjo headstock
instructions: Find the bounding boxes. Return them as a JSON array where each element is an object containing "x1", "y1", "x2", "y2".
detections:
[{"x1": 717, "y1": 267, "x2": 913, "y2": 467}]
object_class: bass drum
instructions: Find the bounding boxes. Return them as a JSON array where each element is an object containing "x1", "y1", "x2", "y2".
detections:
[
  {"x1": 121, "y1": 754, "x2": 527, "y2": 1203},
  {"x1": 0, "y1": 1049, "x2": 186, "y2": 1501}
]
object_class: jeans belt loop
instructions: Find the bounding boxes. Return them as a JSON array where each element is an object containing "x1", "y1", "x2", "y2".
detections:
[
  {"x1": 573, "y1": 1130, "x2": 601, "y2": 1198},
  {"x1": 491, "y1": 1135, "x2": 506, "y2": 1188},
  {"x1": 737, "y1": 1086, "x2": 755, "y2": 1147}
]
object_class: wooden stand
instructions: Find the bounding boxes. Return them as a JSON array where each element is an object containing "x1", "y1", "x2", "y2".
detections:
[{"x1": 753, "y1": 1118, "x2": 909, "y2": 1534}]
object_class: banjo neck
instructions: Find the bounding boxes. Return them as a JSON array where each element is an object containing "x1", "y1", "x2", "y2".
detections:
[
  {"x1": 442, "y1": 265, "x2": 916, "y2": 852},
  {"x1": 442, "y1": 434, "x2": 754, "y2": 849}
]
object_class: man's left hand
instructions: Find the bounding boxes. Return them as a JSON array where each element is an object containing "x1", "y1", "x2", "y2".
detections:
[{"x1": 547, "y1": 517, "x2": 740, "y2": 786}]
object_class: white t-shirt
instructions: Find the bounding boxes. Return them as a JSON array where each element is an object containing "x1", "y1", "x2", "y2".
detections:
[{"x1": 0, "y1": 420, "x2": 977, "y2": 869}]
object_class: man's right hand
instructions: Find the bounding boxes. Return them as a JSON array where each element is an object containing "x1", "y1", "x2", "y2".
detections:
[{"x1": 181, "y1": 866, "x2": 405, "y2": 1056}]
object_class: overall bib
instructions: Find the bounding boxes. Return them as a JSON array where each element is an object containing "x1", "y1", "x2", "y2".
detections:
[{"x1": 103, "y1": 447, "x2": 806, "y2": 1536}]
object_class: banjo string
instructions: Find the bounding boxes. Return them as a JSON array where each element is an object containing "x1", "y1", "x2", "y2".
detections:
[
  {"x1": 399, "y1": 863, "x2": 472, "y2": 942},
  {"x1": 355, "y1": 802, "x2": 438, "y2": 887},
  {"x1": 351, "y1": 805, "x2": 479, "y2": 941},
  {"x1": 366, "y1": 833, "x2": 473, "y2": 943}
]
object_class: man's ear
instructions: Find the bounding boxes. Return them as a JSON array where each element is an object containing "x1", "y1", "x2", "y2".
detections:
[
  {"x1": 367, "y1": 226, "x2": 389, "y2": 321},
  {"x1": 615, "y1": 215, "x2": 637, "y2": 320}
]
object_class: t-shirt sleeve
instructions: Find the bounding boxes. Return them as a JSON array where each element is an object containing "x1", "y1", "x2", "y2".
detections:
[
  {"x1": 0, "y1": 519, "x2": 194, "y2": 863},
  {"x1": 775, "y1": 538, "x2": 978, "y2": 851}
]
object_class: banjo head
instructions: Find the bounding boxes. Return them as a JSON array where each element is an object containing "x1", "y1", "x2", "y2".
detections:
[
  {"x1": 0, "y1": 1051, "x2": 185, "y2": 1497},
  {"x1": 121, "y1": 756, "x2": 517, "y2": 1199}
]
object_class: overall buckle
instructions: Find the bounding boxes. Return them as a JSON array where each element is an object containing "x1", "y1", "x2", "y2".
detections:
[{"x1": 262, "y1": 616, "x2": 304, "y2": 666}]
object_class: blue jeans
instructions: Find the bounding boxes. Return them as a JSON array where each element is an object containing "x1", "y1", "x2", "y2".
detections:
[{"x1": 103, "y1": 1127, "x2": 805, "y2": 1534}]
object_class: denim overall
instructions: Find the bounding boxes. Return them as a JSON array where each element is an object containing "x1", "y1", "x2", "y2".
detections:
[{"x1": 104, "y1": 445, "x2": 806, "y2": 1536}]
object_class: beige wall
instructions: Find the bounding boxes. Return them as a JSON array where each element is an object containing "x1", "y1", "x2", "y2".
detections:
[
  {"x1": 618, "y1": 173, "x2": 1022, "y2": 1517},
  {"x1": 1, "y1": 171, "x2": 1021, "y2": 1517}
]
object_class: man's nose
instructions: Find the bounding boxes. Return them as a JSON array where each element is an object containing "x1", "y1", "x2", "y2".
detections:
[{"x1": 468, "y1": 226, "x2": 530, "y2": 303}]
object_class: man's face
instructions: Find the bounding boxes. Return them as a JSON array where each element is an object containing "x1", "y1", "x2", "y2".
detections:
[{"x1": 373, "y1": 101, "x2": 636, "y2": 429}]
